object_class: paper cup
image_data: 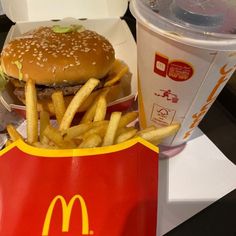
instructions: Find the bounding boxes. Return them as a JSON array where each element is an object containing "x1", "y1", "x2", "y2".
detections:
[{"x1": 131, "y1": 0, "x2": 236, "y2": 146}]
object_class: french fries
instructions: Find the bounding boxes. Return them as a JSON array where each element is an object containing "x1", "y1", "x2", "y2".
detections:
[
  {"x1": 82, "y1": 124, "x2": 108, "y2": 140},
  {"x1": 63, "y1": 123, "x2": 92, "y2": 140},
  {"x1": 102, "y1": 112, "x2": 122, "y2": 146},
  {"x1": 32, "y1": 142, "x2": 58, "y2": 149},
  {"x1": 59, "y1": 78, "x2": 100, "y2": 131},
  {"x1": 137, "y1": 124, "x2": 180, "y2": 142},
  {"x1": 104, "y1": 60, "x2": 129, "y2": 87},
  {"x1": 40, "y1": 111, "x2": 50, "y2": 144},
  {"x1": 80, "y1": 100, "x2": 97, "y2": 124},
  {"x1": 115, "y1": 128, "x2": 137, "y2": 144},
  {"x1": 51, "y1": 91, "x2": 66, "y2": 125},
  {"x1": 25, "y1": 79, "x2": 38, "y2": 144},
  {"x1": 6, "y1": 124, "x2": 23, "y2": 141},
  {"x1": 80, "y1": 88, "x2": 110, "y2": 124},
  {"x1": 104, "y1": 66, "x2": 129, "y2": 87},
  {"x1": 5, "y1": 139, "x2": 13, "y2": 147},
  {"x1": 43, "y1": 125, "x2": 76, "y2": 149},
  {"x1": 94, "y1": 95, "x2": 107, "y2": 122},
  {"x1": 119, "y1": 112, "x2": 138, "y2": 128},
  {"x1": 6, "y1": 76, "x2": 181, "y2": 150},
  {"x1": 79, "y1": 134, "x2": 102, "y2": 148}
]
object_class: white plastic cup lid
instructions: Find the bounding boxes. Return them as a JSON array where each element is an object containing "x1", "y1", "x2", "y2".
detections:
[
  {"x1": 172, "y1": 0, "x2": 224, "y2": 28},
  {"x1": 132, "y1": 0, "x2": 236, "y2": 50},
  {"x1": 142, "y1": 0, "x2": 236, "y2": 35}
]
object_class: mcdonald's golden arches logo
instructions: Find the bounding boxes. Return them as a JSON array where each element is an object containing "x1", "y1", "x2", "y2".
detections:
[{"x1": 42, "y1": 194, "x2": 91, "y2": 235}]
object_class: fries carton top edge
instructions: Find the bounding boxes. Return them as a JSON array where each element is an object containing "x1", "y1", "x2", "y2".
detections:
[{"x1": 0, "y1": 137, "x2": 159, "y2": 157}]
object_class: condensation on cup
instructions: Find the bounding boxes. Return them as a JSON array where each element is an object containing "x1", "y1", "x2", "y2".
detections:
[{"x1": 131, "y1": 0, "x2": 236, "y2": 146}]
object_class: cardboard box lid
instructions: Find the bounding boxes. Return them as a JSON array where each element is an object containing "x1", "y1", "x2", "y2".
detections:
[{"x1": 1, "y1": 0, "x2": 128, "y2": 22}]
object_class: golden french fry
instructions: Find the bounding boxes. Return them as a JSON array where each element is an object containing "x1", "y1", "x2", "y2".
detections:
[
  {"x1": 32, "y1": 142, "x2": 58, "y2": 149},
  {"x1": 63, "y1": 123, "x2": 92, "y2": 140},
  {"x1": 115, "y1": 128, "x2": 137, "y2": 144},
  {"x1": 108, "y1": 59, "x2": 122, "y2": 75},
  {"x1": 104, "y1": 66, "x2": 129, "y2": 87},
  {"x1": 40, "y1": 111, "x2": 50, "y2": 144},
  {"x1": 104, "y1": 60, "x2": 129, "y2": 87},
  {"x1": 6, "y1": 124, "x2": 23, "y2": 141},
  {"x1": 136, "y1": 125, "x2": 156, "y2": 136},
  {"x1": 137, "y1": 126, "x2": 161, "y2": 146},
  {"x1": 116, "y1": 126, "x2": 136, "y2": 136},
  {"x1": 79, "y1": 134, "x2": 102, "y2": 148},
  {"x1": 63, "y1": 120, "x2": 109, "y2": 141},
  {"x1": 148, "y1": 137, "x2": 161, "y2": 146},
  {"x1": 25, "y1": 79, "x2": 38, "y2": 144},
  {"x1": 92, "y1": 120, "x2": 109, "y2": 127},
  {"x1": 118, "y1": 112, "x2": 138, "y2": 128},
  {"x1": 138, "y1": 123, "x2": 180, "y2": 141},
  {"x1": 80, "y1": 99, "x2": 98, "y2": 124},
  {"x1": 78, "y1": 89, "x2": 102, "y2": 112},
  {"x1": 43, "y1": 125, "x2": 76, "y2": 149},
  {"x1": 73, "y1": 138, "x2": 83, "y2": 146},
  {"x1": 59, "y1": 78, "x2": 100, "y2": 131},
  {"x1": 5, "y1": 139, "x2": 13, "y2": 147},
  {"x1": 43, "y1": 125, "x2": 63, "y2": 146},
  {"x1": 93, "y1": 95, "x2": 107, "y2": 122},
  {"x1": 51, "y1": 91, "x2": 66, "y2": 125},
  {"x1": 102, "y1": 112, "x2": 122, "y2": 146},
  {"x1": 81, "y1": 124, "x2": 108, "y2": 140},
  {"x1": 80, "y1": 88, "x2": 110, "y2": 124}
]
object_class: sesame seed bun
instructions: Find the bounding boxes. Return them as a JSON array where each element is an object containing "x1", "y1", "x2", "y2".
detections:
[{"x1": 1, "y1": 26, "x2": 115, "y2": 85}]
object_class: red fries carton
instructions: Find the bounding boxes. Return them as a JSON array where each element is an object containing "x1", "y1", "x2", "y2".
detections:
[{"x1": 0, "y1": 138, "x2": 158, "y2": 235}]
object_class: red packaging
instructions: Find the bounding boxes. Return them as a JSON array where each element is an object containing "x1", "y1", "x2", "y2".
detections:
[{"x1": 0, "y1": 138, "x2": 158, "y2": 236}]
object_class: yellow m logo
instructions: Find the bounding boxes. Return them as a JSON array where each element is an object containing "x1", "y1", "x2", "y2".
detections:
[{"x1": 42, "y1": 194, "x2": 90, "y2": 236}]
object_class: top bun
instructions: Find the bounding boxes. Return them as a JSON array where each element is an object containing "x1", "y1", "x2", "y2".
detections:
[{"x1": 1, "y1": 26, "x2": 115, "y2": 85}]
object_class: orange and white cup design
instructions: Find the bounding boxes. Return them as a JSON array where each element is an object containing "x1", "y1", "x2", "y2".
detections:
[{"x1": 136, "y1": 21, "x2": 236, "y2": 146}]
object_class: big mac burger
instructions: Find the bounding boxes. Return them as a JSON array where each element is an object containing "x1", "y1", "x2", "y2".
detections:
[{"x1": 0, "y1": 25, "x2": 131, "y2": 114}]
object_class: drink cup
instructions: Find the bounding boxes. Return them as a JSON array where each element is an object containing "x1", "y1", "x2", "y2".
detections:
[{"x1": 131, "y1": 0, "x2": 236, "y2": 146}]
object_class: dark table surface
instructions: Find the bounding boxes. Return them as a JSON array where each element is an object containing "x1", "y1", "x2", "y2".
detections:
[{"x1": 1, "y1": 7, "x2": 236, "y2": 236}]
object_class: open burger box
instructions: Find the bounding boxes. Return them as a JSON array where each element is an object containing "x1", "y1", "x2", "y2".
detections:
[
  {"x1": 0, "y1": 0, "x2": 159, "y2": 235},
  {"x1": 0, "y1": 0, "x2": 137, "y2": 115}
]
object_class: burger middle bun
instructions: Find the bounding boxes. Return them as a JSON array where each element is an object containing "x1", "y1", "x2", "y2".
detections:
[{"x1": 1, "y1": 26, "x2": 115, "y2": 85}]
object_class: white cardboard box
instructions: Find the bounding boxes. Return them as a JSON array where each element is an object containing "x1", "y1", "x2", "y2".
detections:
[{"x1": 0, "y1": 0, "x2": 137, "y2": 112}]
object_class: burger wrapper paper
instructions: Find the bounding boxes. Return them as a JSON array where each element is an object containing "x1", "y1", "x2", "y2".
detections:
[{"x1": 0, "y1": 138, "x2": 158, "y2": 236}]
